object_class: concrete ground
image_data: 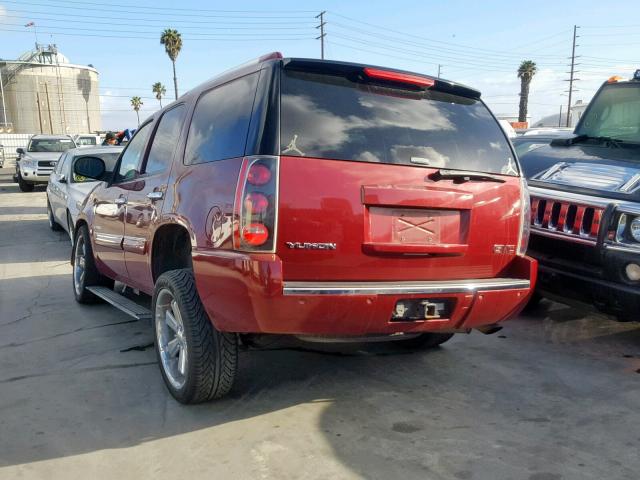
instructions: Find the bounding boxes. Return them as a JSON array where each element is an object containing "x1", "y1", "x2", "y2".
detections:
[{"x1": 1, "y1": 165, "x2": 639, "y2": 480}]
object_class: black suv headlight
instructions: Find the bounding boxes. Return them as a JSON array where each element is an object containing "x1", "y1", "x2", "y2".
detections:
[{"x1": 616, "y1": 213, "x2": 640, "y2": 244}]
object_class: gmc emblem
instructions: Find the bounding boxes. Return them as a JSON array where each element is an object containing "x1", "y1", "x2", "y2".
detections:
[{"x1": 493, "y1": 244, "x2": 516, "y2": 254}]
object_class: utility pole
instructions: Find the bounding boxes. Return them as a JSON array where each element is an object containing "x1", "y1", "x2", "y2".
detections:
[
  {"x1": 315, "y1": 11, "x2": 326, "y2": 59},
  {"x1": 558, "y1": 104, "x2": 563, "y2": 127},
  {"x1": 437, "y1": 64, "x2": 442, "y2": 78},
  {"x1": 565, "y1": 25, "x2": 580, "y2": 128}
]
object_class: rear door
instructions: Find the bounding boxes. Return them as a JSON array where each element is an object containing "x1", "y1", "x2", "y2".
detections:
[
  {"x1": 123, "y1": 104, "x2": 187, "y2": 292},
  {"x1": 277, "y1": 66, "x2": 522, "y2": 281},
  {"x1": 91, "y1": 123, "x2": 153, "y2": 280}
]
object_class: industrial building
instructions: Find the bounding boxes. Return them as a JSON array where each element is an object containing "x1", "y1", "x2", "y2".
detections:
[{"x1": 0, "y1": 44, "x2": 101, "y2": 134}]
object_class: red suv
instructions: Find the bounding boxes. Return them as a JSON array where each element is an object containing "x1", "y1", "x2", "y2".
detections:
[{"x1": 72, "y1": 53, "x2": 537, "y2": 403}]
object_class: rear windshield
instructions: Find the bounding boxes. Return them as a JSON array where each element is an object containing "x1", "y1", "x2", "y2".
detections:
[
  {"x1": 280, "y1": 70, "x2": 517, "y2": 175},
  {"x1": 28, "y1": 138, "x2": 75, "y2": 153},
  {"x1": 76, "y1": 137, "x2": 97, "y2": 146}
]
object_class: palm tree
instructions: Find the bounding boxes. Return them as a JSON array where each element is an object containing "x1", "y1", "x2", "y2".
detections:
[
  {"x1": 152, "y1": 82, "x2": 167, "y2": 108},
  {"x1": 160, "y1": 29, "x2": 182, "y2": 100},
  {"x1": 131, "y1": 96, "x2": 143, "y2": 126},
  {"x1": 517, "y1": 60, "x2": 537, "y2": 123}
]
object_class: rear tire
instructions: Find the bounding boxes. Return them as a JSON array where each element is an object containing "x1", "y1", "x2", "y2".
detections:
[
  {"x1": 397, "y1": 332, "x2": 455, "y2": 349},
  {"x1": 47, "y1": 201, "x2": 62, "y2": 231},
  {"x1": 72, "y1": 224, "x2": 113, "y2": 303},
  {"x1": 18, "y1": 173, "x2": 34, "y2": 192},
  {"x1": 153, "y1": 269, "x2": 238, "y2": 404}
]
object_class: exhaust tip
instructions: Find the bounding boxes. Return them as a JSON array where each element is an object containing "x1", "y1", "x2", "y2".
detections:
[{"x1": 475, "y1": 324, "x2": 503, "y2": 335}]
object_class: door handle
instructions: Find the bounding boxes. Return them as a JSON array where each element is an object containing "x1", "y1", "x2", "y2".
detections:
[
  {"x1": 115, "y1": 197, "x2": 127, "y2": 206},
  {"x1": 147, "y1": 191, "x2": 164, "y2": 201}
]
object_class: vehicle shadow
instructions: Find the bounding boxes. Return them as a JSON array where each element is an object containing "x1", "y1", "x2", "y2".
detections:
[
  {"x1": 0, "y1": 217, "x2": 71, "y2": 262},
  {"x1": 0, "y1": 206, "x2": 48, "y2": 215},
  {"x1": 1, "y1": 272, "x2": 640, "y2": 478}
]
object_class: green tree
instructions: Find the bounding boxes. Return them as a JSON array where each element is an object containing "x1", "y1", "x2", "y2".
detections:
[
  {"x1": 517, "y1": 60, "x2": 537, "y2": 123},
  {"x1": 131, "y1": 96, "x2": 143, "y2": 126},
  {"x1": 160, "y1": 29, "x2": 183, "y2": 100},
  {"x1": 152, "y1": 82, "x2": 167, "y2": 108}
]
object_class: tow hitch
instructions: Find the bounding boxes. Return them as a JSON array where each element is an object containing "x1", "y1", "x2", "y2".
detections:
[{"x1": 391, "y1": 299, "x2": 451, "y2": 321}]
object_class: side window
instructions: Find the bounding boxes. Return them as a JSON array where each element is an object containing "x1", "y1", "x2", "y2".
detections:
[
  {"x1": 184, "y1": 72, "x2": 258, "y2": 165},
  {"x1": 145, "y1": 105, "x2": 186, "y2": 175},
  {"x1": 56, "y1": 153, "x2": 70, "y2": 175},
  {"x1": 54, "y1": 153, "x2": 67, "y2": 174},
  {"x1": 115, "y1": 122, "x2": 153, "y2": 182}
]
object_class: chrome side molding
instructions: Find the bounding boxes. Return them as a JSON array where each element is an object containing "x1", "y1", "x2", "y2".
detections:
[{"x1": 283, "y1": 278, "x2": 531, "y2": 296}]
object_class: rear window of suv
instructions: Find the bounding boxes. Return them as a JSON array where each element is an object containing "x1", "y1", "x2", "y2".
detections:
[{"x1": 280, "y1": 69, "x2": 517, "y2": 176}]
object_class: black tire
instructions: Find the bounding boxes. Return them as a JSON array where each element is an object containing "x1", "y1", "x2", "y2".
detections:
[
  {"x1": 152, "y1": 269, "x2": 238, "y2": 404},
  {"x1": 47, "y1": 200, "x2": 62, "y2": 231},
  {"x1": 18, "y1": 173, "x2": 34, "y2": 192},
  {"x1": 72, "y1": 224, "x2": 113, "y2": 303},
  {"x1": 397, "y1": 332, "x2": 455, "y2": 349}
]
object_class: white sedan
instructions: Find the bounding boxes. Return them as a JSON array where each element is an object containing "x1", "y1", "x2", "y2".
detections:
[{"x1": 46, "y1": 146, "x2": 123, "y2": 243}]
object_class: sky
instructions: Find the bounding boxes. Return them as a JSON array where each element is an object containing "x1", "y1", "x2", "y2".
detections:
[{"x1": 1, "y1": 0, "x2": 640, "y2": 130}]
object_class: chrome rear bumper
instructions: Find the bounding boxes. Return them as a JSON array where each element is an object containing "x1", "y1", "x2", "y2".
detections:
[{"x1": 283, "y1": 278, "x2": 531, "y2": 296}]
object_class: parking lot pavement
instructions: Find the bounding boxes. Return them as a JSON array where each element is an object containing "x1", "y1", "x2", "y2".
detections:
[{"x1": 1, "y1": 166, "x2": 639, "y2": 480}]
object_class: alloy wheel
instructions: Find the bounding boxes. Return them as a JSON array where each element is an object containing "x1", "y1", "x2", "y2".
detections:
[
  {"x1": 155, "y1": 288, "x2": 188, "y2": 389},
  {"x1": 47, "y1": 203, "x2": 54, "y2": 228},
  {"x1": 73, "y1": 234, "x2": 86, "y2": 296}
]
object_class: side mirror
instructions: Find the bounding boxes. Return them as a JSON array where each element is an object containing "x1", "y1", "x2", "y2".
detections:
[
  {"x1": 59, "y1": 174, "x2": 67, "y2": 183},
  {"x1": 16, "y1": 147, "x2": 24, "y2": 155},
  {"x1": 74, "y1": 156, "x2": 105, "y2": 180}
]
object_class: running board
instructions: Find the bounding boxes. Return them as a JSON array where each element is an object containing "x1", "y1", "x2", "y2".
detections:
[{"x1": 86, "y1": 286, "x2": 152, "y2": 321}]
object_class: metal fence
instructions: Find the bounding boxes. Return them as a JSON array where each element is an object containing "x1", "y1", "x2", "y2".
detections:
[{"x1": 0, "y1": 133, "x2": 31, "y2": 167}]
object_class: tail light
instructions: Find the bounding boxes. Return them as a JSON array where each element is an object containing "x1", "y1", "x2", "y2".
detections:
[
  {"x1": 363, "y1": 67, "x2": 435, "y2": 89},
  {"x1": 517, "y1": 176, "x2": 531, "y2": 256},
  {"x1": 233, "y1": 156, "x2": 279, "y2": 252}
]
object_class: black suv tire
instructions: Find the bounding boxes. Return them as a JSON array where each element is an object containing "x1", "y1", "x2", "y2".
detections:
[{"x1": 152, "y1": 269, "x2": 238, "y2": 404}]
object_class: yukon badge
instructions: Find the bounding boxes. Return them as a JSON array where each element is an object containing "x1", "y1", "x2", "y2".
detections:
[{"x1": 286, "y1": 241, "x2": 337, "y2": 250}]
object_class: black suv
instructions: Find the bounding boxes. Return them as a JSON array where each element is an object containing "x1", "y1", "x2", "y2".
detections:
[{"x1": 519, "y1": 70, "x2": 640, "y2": 321}]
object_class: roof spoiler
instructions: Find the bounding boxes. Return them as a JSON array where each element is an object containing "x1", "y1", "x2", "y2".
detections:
[{"x1": 282, "y1": 58, "x2": 481, "y2": 99}]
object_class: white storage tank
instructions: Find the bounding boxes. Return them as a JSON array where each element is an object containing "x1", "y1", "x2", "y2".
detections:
[{"x1": 0, "y1": 44, "x2": 101, "y2": 134}]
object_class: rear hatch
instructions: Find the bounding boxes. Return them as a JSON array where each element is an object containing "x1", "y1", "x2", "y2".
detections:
[{"x1": 276, "y1": 61, "x2": 522, "y2": 281}]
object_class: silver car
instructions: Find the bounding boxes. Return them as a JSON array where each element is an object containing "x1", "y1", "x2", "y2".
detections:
[
  {"x1": 15, "y1": 134, "x2": 77, "y2": 191},
  {"x1": 46, "y1": 146, "x2": 123, "y2": 242}
]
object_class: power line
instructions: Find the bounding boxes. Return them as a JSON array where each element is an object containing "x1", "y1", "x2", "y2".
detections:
[
  {"x1": 0, "y1": 21, "x2": 314, "y2": 38},
  {"x1": 327, "y1": 11, "x2": 570, "y2": 59},
  {"x1": 1, "y1": 8, "x2": 317, "y2": 26},
  {"x1": 0, "y1": 28, "x2": 316, "y2": 41},
  {"x1": 0, "y1": 14, "x2": 316, "y2": 30},
  {"x1": 8, "y1": 0, "x2": 317, "y2": 14},
  {"x1": 1, "y1": 1, "x2": 316, "y2": 19}
]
